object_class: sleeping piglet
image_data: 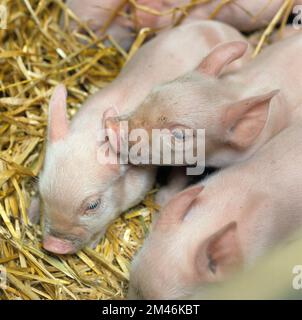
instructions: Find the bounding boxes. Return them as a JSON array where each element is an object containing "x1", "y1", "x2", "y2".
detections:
[
  {"x1": 62, "y1": 0, "x2": 134, "y2": 49},
  {"x1": 128, "y1": 123, "x2": 302, "y2": 300},
  {"x1": 134, "y1": 0, "x2": 302, "y2": 32},
  {"x1": 64, "y1": 0, "x2": 302, "y2": 48},
  {"x1": 107, "y1": 33, "x2": 302, "y2": 169},
  {"x1": 38, "y1": 21, "x2": 251, "y2": 254}
]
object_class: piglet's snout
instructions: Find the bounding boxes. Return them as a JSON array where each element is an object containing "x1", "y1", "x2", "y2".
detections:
[{"x1": 43, "y1": 235, "x2": 76, "y2": 254}]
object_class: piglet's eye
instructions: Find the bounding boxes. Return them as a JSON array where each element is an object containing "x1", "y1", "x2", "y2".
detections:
[
  {"x1": 86, "y1": 199, "x2": 101, "y2": 212},
  {"x1": 171, "y1": 128, "x2": 185, "y2": 140}
]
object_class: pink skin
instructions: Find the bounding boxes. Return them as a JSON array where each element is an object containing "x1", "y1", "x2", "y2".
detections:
[
  {"x1": 43, "y1": 236, "x2": 75, "y2": 255},
  {"x1": 28, "y1": 197, "x2": 41, "y2": 224},
  {"x1": 39, "y1": 21, "x2": 250, "y2": 254},
  {"x1": 64, "y1": 0, "x2": 302, "y2": 48},
  {"x1": 270, "y1": 25, "x2": 302, "y2": 43},
  {"x1": 154, "y1": 167, "x2": 189, "y2": 207},
  {"x1": 185, "y1": 0, "x2": 302, "y2": 32},
  {"x1": 250, "y1": 25, "x2": 302, "y2": 47},
  {"x1": 136, "y1": 0, "x2": 302, "y2": 31},
  {"x1": 109, "y1": 33, "x2": 302, "y2": 173},
  {"x1": 62, "y1": 0, "x2": 134, "y2": 49},
  {"x1": 128, "y1": 123, "x2": 302, "y2": 300},
  {"x1": 249, "y1": 26, "x2": 302, "y2": 48}
]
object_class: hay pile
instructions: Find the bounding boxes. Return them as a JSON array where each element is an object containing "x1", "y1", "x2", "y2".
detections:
[
  {"x1": 0, "y1": 0, "x2": 158, "y2": 300},
  {"x1": 0, "y1": 0, "x2": 296, "y2": 300}
]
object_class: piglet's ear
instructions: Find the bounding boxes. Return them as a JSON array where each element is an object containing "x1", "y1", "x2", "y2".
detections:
[
  {"x1": 48, "y1": 84, "x2": 69, "y2": 142},
  {"x1": 157, "y1": 185, "x2": 203, "y2": 228},
  {"x1": 102, "y1": 107, "x2": 119, "y2": 127},
  {"x1": 103, "y1": 107, "x2": 121, "y2": 154},
  {"x1": 103, "y1": 107, "x2": 120, "y2": 134},
  {"x1": 197, "y1": 41, "x2": 248, "y2": 77},
  {"x1": 196, "y1": 221, "x2": 242, "y2": 279},
  {"x1": 223, "y1": 90, "x2": 279, "y2": 149}
]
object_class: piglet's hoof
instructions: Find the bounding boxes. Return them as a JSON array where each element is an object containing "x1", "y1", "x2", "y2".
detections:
[{"x1": 28, "y1": 197, "x2": 41, "y2": 224}]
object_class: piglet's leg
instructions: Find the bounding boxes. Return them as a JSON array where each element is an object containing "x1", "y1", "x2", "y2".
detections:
[
  {"x1": 155, "y1": 167, "x2": 189, "y2": 207},
  {"x1": 28, "y1": 197, "x2": 41, "y2": 224},
  {"x1": 88, "y1": 231, "x2": 106, "y2": 249}
]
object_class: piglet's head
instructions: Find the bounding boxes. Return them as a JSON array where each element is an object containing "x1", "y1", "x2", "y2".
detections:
[
  {"x1": 115, "y1": 41, "x2": 280, "y2": 167},
  {"x1": 128, "y1": 185, "x2": 242, "y2": 300},
  {"x1": 39, "y1": 85, "x2": 127, "y2": 254}
]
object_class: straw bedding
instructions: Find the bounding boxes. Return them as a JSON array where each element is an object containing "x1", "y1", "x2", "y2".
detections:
[{"x1": 0, "y1": 0, "x2": 295, "y2": 300}]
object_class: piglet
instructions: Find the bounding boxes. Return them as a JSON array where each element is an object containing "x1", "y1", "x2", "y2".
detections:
[
  {"x1": 108, "y1": 33, "x2": 302, "y2": 170},
  {"x1": 62, "y1": 0, "x2": 134, "y2": 49},
  {"x1": 39, "y1": 21, "x2": 250, "y2": 254},
  {"x1": 128, "y1": 123, "x2": 302, "y2": 300},
  {"x1": 63, "y1": 0, "x2": 302, "y2": 48},
  {"x1": 134, "y1": 0, "x2": 302, "y2": 32}
]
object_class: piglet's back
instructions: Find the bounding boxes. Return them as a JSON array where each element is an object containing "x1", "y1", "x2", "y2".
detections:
[{"x1": 71, "y1": 20, "x2": 252, "y2": 132}]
